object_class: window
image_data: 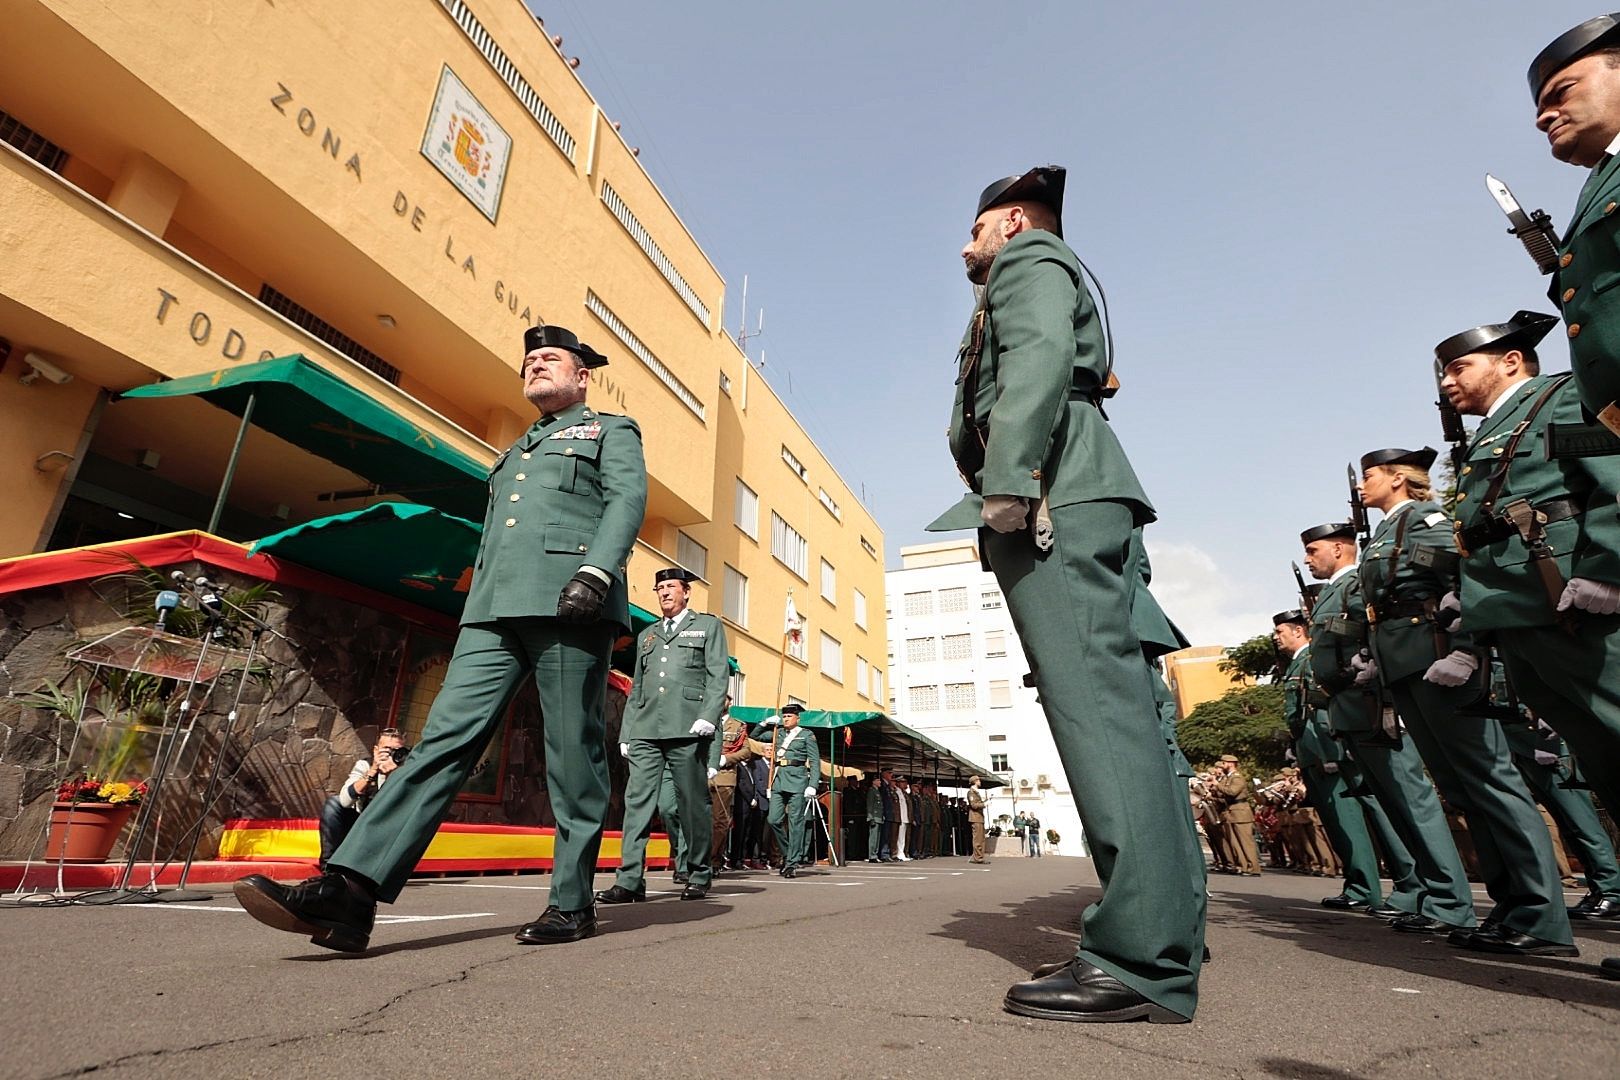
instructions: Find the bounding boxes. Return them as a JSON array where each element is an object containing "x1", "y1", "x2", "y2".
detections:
[
  {"x1": 854, "y1": 589, "x2": 868, "y2": 630},
  {"x1": 676, "y1": 532, "x2": 707, "y2": 580},
  {"x1": 870, "y1": 666, "x2": 883, "y2": 703},
  {"x1": 944, "y1": 682, "x2": 976, "y2": 709},
  {"x1": 909, "y1": 685, "x2": 939, "y2": 711},
  {"x1": 260, "y1": 285, "x2": 400, "y2": 385},
  {"x1": 820, "y1": 558, "x2": 837, "y2": 604},
  {"x1": 0, "y1": 110, "x2": 68, "y2": 172},
  {"x1": 989, "y1": 680, "x2": 1013, "y2": 708},
  {"x1": 770, "y1": 512, "x2": 809, "y2": 579},
  {"x1": 984, "y1": 630, "x2": 1007, "y2": 658},
  {"x1": 730, "y1": 671, "x2": 746, "y2": 706},
  {"x1": 906, "y1": 637, "x2": 936, "y2": 664},
  {"x1": 903, "y1": 591, "x2": 933, "y2": 617},
  {"x1": 734, "y1": 480, "x2": 758, "y2": 539},
  {"x1": 722, "y1": 566, "x2": 748, "y2": 626},
  {"x1": 942, "y1": 634, "x2": 972, "y2": 662},
  {"x1": 817, "y1": 487, "x2": 841, "y2": 520},
  {"x1": 820, "y1": 631, "x2": 842, "y2": 681},
  {"x1": 988, "y1": 733, "x2": 1007, "y2": 742},
  {"x1": 990, "y1": 753, "x2": 1010, "y2": 772},
  {"x1": 980, "y1": 589, "x2": 1003, "y2": 610},
  {"x1": 719, "y1": 371, "x2": 732, "y2": 396},
  {"x1": 860, "y1": 536, "x2": 877, "y2": 559},
  {"x1": 939, "y1": 587, "x2": 969, "y2": 614},
  {"x1": 855, "y1": 656, "x2": 869, "y2": 698},
  {"x1": 781, "y1": 445, "x2": 808, "y2": 480}
]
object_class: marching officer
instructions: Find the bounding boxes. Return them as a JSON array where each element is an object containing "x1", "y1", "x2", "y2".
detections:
[
  {"x1": 235, "y1": 324, "x2": 646, "y2": 951},
  {"x1": 1302, "y1": 521, "x2": 1478, "y2": 935},
  {"x1": 598, "y1": 567, "x2": 731, "y2": 904},
  {"x1": 763, "y1": 703, "x2": 821, "y2": 877},
  {"x1": 1354, "y1": 447, "x2": 1573, "y2": 954}
]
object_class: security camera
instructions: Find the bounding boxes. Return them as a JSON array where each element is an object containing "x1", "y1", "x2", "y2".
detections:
[{"x1": 19, "y1": 352, "x2": 72, "y2": 386}]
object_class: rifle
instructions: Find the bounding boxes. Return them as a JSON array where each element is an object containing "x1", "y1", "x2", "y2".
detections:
[
  {"x1": 1347, "y1": 464, "x2": 1370, "y2": 550},
  {"x1": 1435, "y1": 357, "x2": 1469, "y2": 481},
  {"x1": 1292, "y1": 562, "x2": 1316, "y2": 617},
  {"x1": 1485, "y1": 175, "x2": 1559, "y2": 276}
]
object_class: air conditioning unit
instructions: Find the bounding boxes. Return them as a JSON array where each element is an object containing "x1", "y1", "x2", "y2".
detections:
[
  {"x1": 1036, "y1": 774, "x2": 1049, "y2": 786},
  {"x1": 1017, "y1": 776, "x2": 1032, "y2": 788}
]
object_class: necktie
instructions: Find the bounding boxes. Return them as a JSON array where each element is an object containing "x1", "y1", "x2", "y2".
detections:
[{"x1": 666, "y1": 619, "x2": 675, "y2": 634}]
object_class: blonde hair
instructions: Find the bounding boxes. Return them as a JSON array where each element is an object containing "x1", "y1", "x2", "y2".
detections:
[{"x1": 1385, "y1": 464, "x2": 1432, "y2": 501}]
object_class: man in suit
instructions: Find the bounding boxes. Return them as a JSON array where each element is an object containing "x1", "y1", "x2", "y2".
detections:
[
  {"x1": 597, "y1": 567, "x2": 731, "y2": 904},
  {"x1": 929, "y1": 165, "x2": 1204, "y2": 1023},
  {"x1": 763, "y1": 703, "x2": 821, "y2": 877},
  {"x1": 235, "y1": 324, "x2": 646, "y2": 952},
  {"x1": 967, "y1": 775, "x2": 988, "y2": 863},
  {"x1": 734, "y1": 752, "x2": 769, "y2": 870}
]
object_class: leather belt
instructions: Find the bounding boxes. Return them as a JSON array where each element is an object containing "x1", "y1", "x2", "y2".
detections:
[
  {"x1": 1457, "y1": 496, "x2": 1582, "y2": 552},
  {"x1": 1367, "y1": 598, "x2": 1433, "y2": 624}
]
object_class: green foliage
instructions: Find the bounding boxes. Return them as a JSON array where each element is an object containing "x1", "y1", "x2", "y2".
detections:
[
  {"x1": 1176, "y1": 684, "x2": 1290, "y2": 779},
  {"x1": 1217, "y1": 634, "x2": 1280, "y2": 683}
]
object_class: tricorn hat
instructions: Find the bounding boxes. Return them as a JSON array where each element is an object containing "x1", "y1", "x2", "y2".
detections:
[
  {"x1": 1272, "y1": 609, "x2": 1308, "y2": 627},
  {"x1": 1359, "y1": 446, "x2": 1438, "y2": 473},
  {"x1": 523, "y1": 324, "x2": 608, "y2": 368},
  {"x1": 976, "y1": 166, "x2": 1066, "y2": 237},
  {"x1": 654, "y1": 567, "x2": 693, "y2": 585},
  {"x1": 1434, "y1": 311, "x2": 1559, "y2": 366},
  {"x1": 1300, "y1": 522, "x2": 1355, "y2": 545},
  {"x1": 1529, "y1": 14, "x2": 1620, "y2": 100},
  {"x1": 780, "y1": 703, "x2": 804, "y2": 715}
]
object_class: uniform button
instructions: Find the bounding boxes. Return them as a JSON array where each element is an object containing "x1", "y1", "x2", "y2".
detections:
[
  {"x1": 1031, "y1": 469, "x2": 1042, "y2": 480},
  {"x1": 1561, "y1": 252, "x2": 1574, "y2": 268},
  {"x1": 661, "y1": 657, "x2": 667, "y2": 663},
  {"x1": 659, "y1": 672, "x2": 666, "y2": 678},
  {"x1": 522, "y1": 452, "x2": 532, "y2": 460},
  {"x1": 505, "y1": 517, "x2": 517, "y2": 526},
  {"x1": 1462, "y1": 466, "x2": 1471, "y2": 475},
  {"x1": 1569, "y1": 323, "x2": 1582, "y2": 339},
  {"x1": 1608, "y1": 202, "x2": 1617, "y2": 214},
  {"x1": 1491, "y1": 447, "x2": 1504, "y2": 456},
  {"x1": 515, "y1": 473, "x2": 526, "y2": 481},
  {"x1": 1457, "y1": 492, "x2": 1467, "y2": 501},
  {"x1": 577, "y1": 544, "x2": 587, "y2": 552},
  {"x1": 1564, "y1": 287, "x2": 1577, "y2": 302},
  {"x1": 565, "y1": 448, "x2": 575, "y2": 456},
  {"x1": 510, "y1": 493, "x2": 521, "y2": 502},
  {"x1": 659, "y1": 687, "x2": 666, "y2": 694}
]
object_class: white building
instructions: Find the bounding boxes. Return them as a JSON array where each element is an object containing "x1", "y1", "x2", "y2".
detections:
[{"x1": 885, "y1": 539, "x2": 1085, "y2": 855}]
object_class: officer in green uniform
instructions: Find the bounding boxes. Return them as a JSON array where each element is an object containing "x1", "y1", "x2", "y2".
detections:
[
  {"x1": 234, "y1": 324, "x2": 646, "y2": 952},
  {"x1": 1354, "y1": 448, "x2": 1574, "y2": 954},
  {"x1": 763, "y1": 703, "x2": 820, "y2": 877},
  {"x1": 929, "y1": 166, "x2": 1203, "y2": 1023},
  {"x1": 1302, "y1": 522, "x2": 1477, "y2": 935},
  {"x1": 597, "y1": 568, "x2": 730, "y2": 904},
  {"x1": 1128, "y1": 529, "x2": 1198, "y2": 787},
  {"x1": 1530, "y1": 15, "x2": 1620, "y2": 432}
]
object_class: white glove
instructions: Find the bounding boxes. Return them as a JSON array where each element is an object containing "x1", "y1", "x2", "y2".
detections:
[
  {"x1": 689, "y1": 718, "x2": 716, "y2": 737},
  {"x1": 1437, "y1": 591, "x2": 1461, "y2": 632},
  {"x1": 980, "y1": 494, "x2": 1030, "y2": 534},
  {"x1": 759, "y1": 715, "x2": 780, "y2": 728},
  {"x1": 707, "y1": 767, "x2": 718, "y2": 780},
  {"x1": 1350, "y1": 652, "x2": 1379, "y2": 687},
  {"x1": 1322, "y1": 762, "x2": 1339, "y2": 774},
  {"x1": 619, "y1": 742, "x2": 629, "y2": 759},
  {"x1": 1424, "y1": 650, "x2": 1479, "y2": 687},
  {"x1": 1557, "y1": 577, "x2": 1620, "y2": 615},
  {"x1": 804, "y1": 786, "x2": 817, "y2": 799}
]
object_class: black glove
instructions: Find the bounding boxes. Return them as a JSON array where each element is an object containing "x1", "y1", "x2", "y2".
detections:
[{"x1": 557, "y1": 571, "x2": 609, "y2": 623}]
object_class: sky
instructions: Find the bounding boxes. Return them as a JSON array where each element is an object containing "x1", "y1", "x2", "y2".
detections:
[{"x1": 529, "y1": 0, "x2": 1597, "y2": 646}]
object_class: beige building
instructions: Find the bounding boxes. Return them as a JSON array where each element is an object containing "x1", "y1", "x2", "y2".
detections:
[
  {"x1": 1163, "y1": 645, "x2": 1246, "y2": 719},
  {"x1": 0, "y1": 0, "x2": 884, "y2": 709}
]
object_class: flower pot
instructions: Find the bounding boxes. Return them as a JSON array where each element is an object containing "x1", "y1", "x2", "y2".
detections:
[{"x1": 45, "y1": 801, "x2": 136, "y2": 863}]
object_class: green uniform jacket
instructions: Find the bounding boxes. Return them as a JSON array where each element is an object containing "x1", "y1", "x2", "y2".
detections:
[
  {"x1": 1284, "y1": 646, "x2": 1347, "y2": 769},
  {"x1": 929, "y1": 230, "x2": 1152, "y2": 531},
  {"x1": 1454, "y1": 375, "x2": 1620, "y2": 631},
  {"x1": 768, "y1": 726, "x2": 821, "y2": 794},
  {"x1": 865, "y1": 784, "x2": 883, "y2": 823},
  {"x1": 1552, "y1": 152, "x2": 1620, "y2": 417},
  {"x1": 621, "y1": 610, "x2": 730, "y2": 741},
  {"x1": 1129, "y1": 528, "x2": 1191, "y2": 659},
  {"x1": 1360, "y1": 500, "x2": 1475, "y2": 683},
  {"x1": 461, "y1": 402, "x2": 646, "y2": 631},
  {"x1": 1308, "y1": 570, "x2": 1379, "y2": 734}
]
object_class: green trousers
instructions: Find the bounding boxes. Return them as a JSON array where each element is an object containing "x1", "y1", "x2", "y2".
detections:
[
  {"x1": 766, "y1": 789, "x2": 812, "y2": 866},
  {"x1": 1390, "y1": 676, "x2": 1571, "y2": 944},
  {"x1": 330, "y1": 619, "x2": 612, "y2": 910},
  {"x1": 617, "y1": 739, "x2": 711, "y2": 891},
  {"x1": 1498, "y1": 617, "x2": 1620, "y2": 824},
  {"x1": 1302, "y1": 765, "x2": 1383, "y2": 905},
  {"x1": 984, "y1": 502, "x2": 1205, "y2": 1021},
  {"x1": 1342, "y1": 729, "x2": 1476, "y2": 928},
  {"x1": 1514, "y1": 757, "x2": 1620, "y2": 900}
]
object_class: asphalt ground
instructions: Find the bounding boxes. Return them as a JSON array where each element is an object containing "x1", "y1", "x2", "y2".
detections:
[{"x1": 1, "y1": 856, "x2": 1616, "y2": 1080}]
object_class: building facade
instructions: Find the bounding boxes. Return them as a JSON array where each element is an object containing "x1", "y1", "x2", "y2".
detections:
[
  {"x1": 0, "y1": 0, "x2": 884, "y2": 710},
  {"x1": 884, "y1": 539, "x2": 1084, "y2": 854}
]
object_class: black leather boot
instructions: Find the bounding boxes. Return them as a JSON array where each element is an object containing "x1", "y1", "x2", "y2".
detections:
[{"x1": 233, "y1": 871, "x2": 376, "y2": 953}]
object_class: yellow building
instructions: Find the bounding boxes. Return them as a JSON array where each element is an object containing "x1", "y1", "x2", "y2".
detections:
[
  {"x1": 0, "y1": 0, "x2": 885, "y2": 710},
  {"x1": 1162, "y1": 645, "x2": 1247, "y2": 720}
]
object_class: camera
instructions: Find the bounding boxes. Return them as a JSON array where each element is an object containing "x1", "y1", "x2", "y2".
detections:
[{"x1": 386, "y1": 746, "x2": 411, "y2": 764}]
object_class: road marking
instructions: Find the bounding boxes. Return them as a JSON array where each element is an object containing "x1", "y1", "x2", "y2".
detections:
[
  {"x1": 120, "y1": 904, "x2": 497, "y2": 926},
  {"x1": 1391, "y1": 988, "x2": 1421, "y2": 994},
  {"x1": 124, "y1": 903, "x2": 244, "y2": 913}
]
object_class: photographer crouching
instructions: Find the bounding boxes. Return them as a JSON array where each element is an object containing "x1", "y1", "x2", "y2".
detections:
[{"x1": 318, "y1": 728, "x2": 410, "y2": 870}]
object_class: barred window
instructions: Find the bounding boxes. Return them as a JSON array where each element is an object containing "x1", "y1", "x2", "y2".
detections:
[
  {"x1": 909, "y1": 685, "x2": 939, "y2": 711},
  {"x1": 944, "y1": 682, "x2": 976, "y2": 710},
  {"x1": 941, "y1": 634, "x2": 972, "y2": 662},
  {"x1": 939, "y1": 587, "x2": 969, "y2": 613},
  {"x1": 906, "y1": 637, "x2": 936, "y2": 664},
  {"x1": 903, "y1": 591, "x2": 933, "y2": 617}
]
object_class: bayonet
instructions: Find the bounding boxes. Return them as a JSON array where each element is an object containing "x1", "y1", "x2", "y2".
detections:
[{"x1": 1485, "y1": 174, "x2": 1560, "y2": 275}]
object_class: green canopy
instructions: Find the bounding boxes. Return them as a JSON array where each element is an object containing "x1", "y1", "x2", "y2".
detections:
[
  {"x1": 119, "y1": 355, "x2": 490, "y2": 521},
  {"x1": 730, "y1": 707, "x2": 1002, "y2": 787}
]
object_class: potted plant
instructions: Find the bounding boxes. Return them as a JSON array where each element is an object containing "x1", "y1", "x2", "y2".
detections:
[
  {"x1": 47, "y1": 775, "x2": 149, "y2": 862},
  {"x1": 1045, "y1": 828, "x2": 1061, "y2": 855}
]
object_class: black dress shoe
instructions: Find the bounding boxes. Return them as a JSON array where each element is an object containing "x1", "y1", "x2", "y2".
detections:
[
  {"x1": 233, "y1": 871, "x2": 375, "y2": 953},
  {"x1": 1031, "y1": 945, "x2": 1209, "y2": 981},
  {"x1": 593, "y1": 884, "x2": 645, "y2": 904},
  {"x1": 1321, "y1": 895, "x2": 1369, "y2": 911},
  {"x1": 514, "y1": 905, "x2": 598, "y2": 944},
  {"x1": 671, "y1": 872, "x2": 690, "y2": 885},
  {"x1": 1365, "y1": 904, "x2": 1404, "y2": 919},
  {"x1": 1601, "y1": 957, "x2": 1620, "y2": 981},
  {"x1": 1461, "y1": 924, "x2": 1579, "y2": 957},
  {"x1": 1390, "y1": 914, "x2": 1449, "y2": 934},
  {"x1": 781, "y1": 865, "x2": 798, "y2": 879},
  {"x1": 1570, "y1": 896, "x2": 1620, "y2": 920},
  {"x1": 680, "y1": 882, "x2": 709, "y2": 900},
  {"x1": 1003, "y1": 960, "x2": 1187, "y2": 1024}
]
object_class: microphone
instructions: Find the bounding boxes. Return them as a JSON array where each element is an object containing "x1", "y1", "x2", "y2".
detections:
[{"x1": 154, "y1": 590, "x2": 180, "y2": 630}]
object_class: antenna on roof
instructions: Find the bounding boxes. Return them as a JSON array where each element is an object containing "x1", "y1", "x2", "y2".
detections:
[{"x1": 736, "y1": 274, "x2": 765, "y2": 365}]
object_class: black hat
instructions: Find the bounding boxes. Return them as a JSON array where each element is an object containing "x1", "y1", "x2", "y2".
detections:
[
  {"x1": 523, "y1": 324, "x2": 608, "y2": 368},
  {"x1": 1272, "y1": 609, "x2": 1308, "y2": 627},
  {"x1": 976, "y1": 166, "x2": 1066, "y2": 237},
  {"x1": 779, "y1": 703, "x2": 804, "y2": 715},
  {"x1": 1359, "y1": 446, "x2": 1438, "y2": 473},
  {"x1": 1529, "y1": 14, "x2": 1620, "y2": 100},
  {"x1": 654, "y1": 568, "x2": 693, "y2": 585},
  {"x1": 1434, "y1": 311, "x2": 1559, "y2": 365},
  {"x1": 1300, "y1": 522, "x2": 1355, "y2": 545}
]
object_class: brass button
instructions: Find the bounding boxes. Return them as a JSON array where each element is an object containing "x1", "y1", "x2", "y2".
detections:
[
  {"x1": 505, "y1": 517, "x2": 517, "y2": 527},
  {"x1": 1457, "y1": 492, "x2": 1467, "y2": 501},
  {"x1": 659, "y1": 687, "x2": 666, "y2": 694},
  {"x1": 1608, "y1": 202, "x2": 1617, "y2": 214},
  {"x1": 510, "y1": 493, "x2": 521, "y2": 502},
  {"x1": 1410, "y1": 617, "x2": 1420, "y2": 625},
  {"x1": 522, "y1": 452, "x2": 532, "y2": 460},
  {"x1": 1461, "y1": 466, "x2": 1471, "y2": 475},
  {"x1": 1561, "y1": 252, "x2": 1574, "y2": 268},
  {"x1": 577, "y1": 544, "x2": 587, "y2": 552},
  {"x1": 515, "y1": 473, "x2": 526, "y2": 481},
  {"x1": 1492, "y1": 447, "x2": 1504, "y2": 455},
  {"x1": 565, "y1": 447, "x2": 575, "y2": 456},
  {"x1": 1569, "y1": 323, "x2": 1582, "y2": 339},
  {"x1": 1564, "y1": 287, "x2": 1577, "y2": 302},
  {"x1": 1031, "y1": 469, "x2": 1042, "y2": 480}
]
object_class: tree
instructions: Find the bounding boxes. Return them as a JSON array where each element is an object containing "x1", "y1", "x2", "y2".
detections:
[
  {"x1": 1217, "y1": 633, "x2": 1279, "y2": 683},
  {"x1": 1176, "y1": 684, "x2": 1289, "y2": 779}
]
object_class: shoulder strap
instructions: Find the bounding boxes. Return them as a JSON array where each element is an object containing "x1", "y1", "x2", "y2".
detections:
[{"x1": 1480, "y1": 375, "x2": 1573, "y2": 515}]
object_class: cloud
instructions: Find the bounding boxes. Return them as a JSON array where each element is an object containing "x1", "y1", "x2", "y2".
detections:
[{"x1": 1142, "y1": 539, "x2": 1273, "y2": 649}]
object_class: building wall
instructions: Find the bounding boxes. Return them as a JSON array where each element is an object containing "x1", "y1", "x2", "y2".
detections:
[
  {"x1": 1163, "y1": 645, "x2": 1243, "y2": 720},
  {"x1": 0, "y1": 0, "x2": 883, "y2": 708}
]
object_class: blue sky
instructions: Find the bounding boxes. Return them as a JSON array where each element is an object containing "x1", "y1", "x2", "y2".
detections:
[{"x1": 530, "y1": 0, "x2": 1597, "y2": 645}]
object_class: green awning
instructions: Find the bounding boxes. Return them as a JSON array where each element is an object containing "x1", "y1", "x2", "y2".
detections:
[
  {"x1": 729, "y1": 707, "x2": 1002, "y2": 786},
  {"x1": 120, "y1": 355, "x2": 490, "y2": 521}
]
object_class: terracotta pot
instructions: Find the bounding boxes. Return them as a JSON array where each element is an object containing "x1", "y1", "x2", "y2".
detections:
[{"x1": 45, "y1": 801, "x2": 136, "y2": 863}]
